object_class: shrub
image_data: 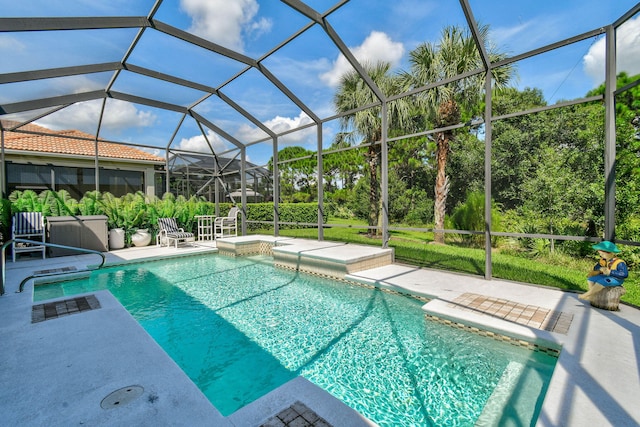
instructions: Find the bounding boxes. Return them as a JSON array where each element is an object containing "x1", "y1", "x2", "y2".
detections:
[
  {"x1": 0, "y1": 198, "x2": 11, "y2": 243},
  {"x1": 448, "y1": 191, "x2": 502, "y2": 246},
  {"x1": 404, "y1": 199, "x2": 434, "y2": 226}
]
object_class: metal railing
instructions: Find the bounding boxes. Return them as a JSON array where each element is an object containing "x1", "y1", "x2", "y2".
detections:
[{"x1": 1, "y1": 239, "x2": 107, "y2": 295}]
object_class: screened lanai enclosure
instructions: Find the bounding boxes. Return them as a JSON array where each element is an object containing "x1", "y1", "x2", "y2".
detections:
[{"x1": 1, "y1": 0, "x2": 640, "y2": 278}]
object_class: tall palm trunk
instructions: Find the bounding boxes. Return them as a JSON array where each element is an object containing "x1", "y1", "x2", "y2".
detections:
[
  {"x1": 433, "y1": 131, "x2": 450, "y2": 244},
  {"x1": 367, "y1": 143, "x2": 380, "y2": 237},
  {"x1": 433, "y1": 98, "x2": 457, "y2": 244}
]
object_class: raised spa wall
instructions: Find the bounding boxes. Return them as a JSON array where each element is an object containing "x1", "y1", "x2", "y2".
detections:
[{"x1": 215, "y1": 236, "x2": 394, "y2": 281}]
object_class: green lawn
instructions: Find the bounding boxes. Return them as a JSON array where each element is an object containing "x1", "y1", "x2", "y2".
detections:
[{"x1": 251, "y1": 219, "x2": 640, "y2": 308}]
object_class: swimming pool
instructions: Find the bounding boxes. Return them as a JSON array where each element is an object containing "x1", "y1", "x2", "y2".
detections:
[{"x1": 35, "y1": 254, "x2": 557, "y2": 426}]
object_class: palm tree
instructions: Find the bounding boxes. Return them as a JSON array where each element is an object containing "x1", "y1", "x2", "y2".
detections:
[
  {"x1": 334, "y1": 62, "x2": 411, "y2": 236},
  {"x1": 403, "y1": 24, "x2": 514, "y2": 244}
]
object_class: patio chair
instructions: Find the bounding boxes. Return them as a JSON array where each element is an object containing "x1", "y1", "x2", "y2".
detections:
[
  {"x1": 11, "y1": 212, "x2": 46, "y2": 262},
  {"x1": 157, "y1": 218, "x2": 195, "y2": 248},
  {"x1": 214, "y1": 207, "x2": 239, "y2": 239}
]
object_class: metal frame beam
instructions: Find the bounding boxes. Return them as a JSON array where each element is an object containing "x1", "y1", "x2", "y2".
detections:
[
  {"x1": 152, "y1": 20, "x2": 256, "y2": 67},
  {"x1": 604, "y1": 25, "x2": 616, "y2": 240},
  {"x1": 0, "y1": 63, "x2": 122, "y2": 84},
  {"x1": 109, "y1": 91, "x2": 186, "y2": 113},
  {"x1": 0, "y1": 16, "x2": 150, "y2": 32},
  {"x1": 0, "y1": 90, "x2": 105, "y2": 114}
]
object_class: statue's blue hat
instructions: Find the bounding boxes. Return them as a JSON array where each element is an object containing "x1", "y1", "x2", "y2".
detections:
[{"x1": 592, "y1": 241, "x2": 620, "y2": 253}]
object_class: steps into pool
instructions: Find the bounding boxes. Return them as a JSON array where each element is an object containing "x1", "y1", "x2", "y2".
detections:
[
  {"x1": 475, "y1": 361, "x2": 526, "y2": 426},
  {"x1": 216, "y1": 235, "x2": 293, "y2": 257},
  {"x1": 216, "y1": 236, "x2": 394, "y2": 280}
]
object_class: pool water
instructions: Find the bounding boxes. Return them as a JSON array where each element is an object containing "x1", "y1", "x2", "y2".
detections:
[{"x1": 35, "y1": 254, "x2": 557, "y2": 426}]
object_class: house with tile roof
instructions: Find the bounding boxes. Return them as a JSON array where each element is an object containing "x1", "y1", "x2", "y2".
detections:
[{"x1": 1, "y1": 120, "x2": 165, "y2": 199}]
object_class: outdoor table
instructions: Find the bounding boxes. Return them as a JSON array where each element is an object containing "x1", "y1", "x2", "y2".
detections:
[{"x1": 195, "y1": 215, "x2": 216, "y2": 241}]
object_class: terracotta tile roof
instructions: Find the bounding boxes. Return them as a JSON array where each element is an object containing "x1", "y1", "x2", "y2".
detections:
[{"x1": 1, "y1": 120, "x2": 164, "y2": 163}]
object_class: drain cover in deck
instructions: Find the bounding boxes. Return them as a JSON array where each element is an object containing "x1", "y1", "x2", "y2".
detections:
[{"x1": 101, "y1": 385, "x2": 144, "y2": 409}]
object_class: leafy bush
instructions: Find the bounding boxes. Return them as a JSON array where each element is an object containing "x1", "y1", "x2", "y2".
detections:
[
  {"x1": 332, "y1": 205, "x2": 356, "y2": 220},
  {"x1": 0, "y1": 198, "x2": 11, "y2": 243},
  {"x1": 404, "y1": 198, "x2": 434, "y2": 226},
  {"x1": 448, "y1": 191, "x2": 502, "y2": 246},
  {"x1": 289, "y1": 192, "x2": 313, "y2": 203},
  {"x1": 9, "y1": 190, "x2": 45, "y2": 213},
  {"x1": 348, "y1": 177, "x2": 371, "y2": 222},
  {"x1": 78, "y1": 191, "x2": 104, "y2": 216},
  {"x1": 244, "y1": 203, "x2": 326, "y2": 230},
  {"x1": 5, "y1": 189, "x2": 216, "y2": 245}
]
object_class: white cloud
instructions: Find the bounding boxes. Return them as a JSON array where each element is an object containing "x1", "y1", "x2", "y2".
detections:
[
  {"x1": 177, "y1": 129, "x2": 229, "y2": 153},
  {"x1": 490, "y1": 21, "x2": 535, "y2": 51},
  {"x1": 235, "y1": 123, "x2": 269, "y2": 144},
  {"x1": 490, "y1": 15, "x2": 566, "y2": 55},
  {"x1": 0, "y1": 35, "x2": 25, "y2": 50},
  {"x1": 176, "y1": 112, "x2": 314, "y2": 156},
  {"x1": 180, "y1": 0, "x2": 271, "y2": 52},
  {"x1": 264, "y1": 56, "x2": 332, "y2": 89},
  {"x1": 140, "y1": 147, "x2": 165, "y2": 158},
  {"x1": 236, "y1": 111, "x2": 315, "y2": 146},
  {"x1": 264, "y1": 111, "x2": 314, "y2": 136},
  {"x1": 247, "y1": 17, "x2": 273, "y2": 39},
  {"x1": 583, "y1": 15, "x2": 640, "y2": 85},
  {"x1": 320, "y1": 31, "x2": 405, "y2": 87},
  {"x1": 35, "y1": 99, "x2": 156, "y2": 133}
]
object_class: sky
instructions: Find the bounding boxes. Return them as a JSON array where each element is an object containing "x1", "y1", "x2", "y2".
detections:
[{"x1": 0, "y1": 0, "x2": 639, "y2": 166}]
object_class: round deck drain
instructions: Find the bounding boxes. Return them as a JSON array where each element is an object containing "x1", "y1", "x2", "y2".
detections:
[{"x1": 100, "y1": 385, "x2": 144, "y2": 409}]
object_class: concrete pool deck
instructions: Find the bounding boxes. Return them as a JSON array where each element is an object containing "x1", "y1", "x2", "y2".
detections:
[{"x1": 1, "y1": 237, "x2": 639, "y2": 426}]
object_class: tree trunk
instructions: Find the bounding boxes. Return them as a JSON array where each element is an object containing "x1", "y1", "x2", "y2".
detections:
[
  {"x1": 368, "y1": 144, "x2": 380, "y2": 237},
  {"x1": 433, "y1": 131, "x2": 450, "y2": 244}
]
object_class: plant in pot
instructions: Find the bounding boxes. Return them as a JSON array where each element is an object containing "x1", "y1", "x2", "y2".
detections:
[
  {"x1": 121, "y1": 192, "x2": 149, "y2": 247},
  {"x1": 100, "y1": 193, "x2": 127, "y2": 250}
]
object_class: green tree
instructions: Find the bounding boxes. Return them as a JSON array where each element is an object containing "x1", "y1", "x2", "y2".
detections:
[
  {"x1": 491, "y1": 87, "x2": 548, "y2": 210},
  {"x1": 323, "y1": 136, "x2": 364, "y2": 192},
  {"x1": 447, "y1": 131, "x2": 484, "y2": 209},
  {"x1": 270, "y1": 146, "x2": 316, "y2": 202},
  {"x1": 403, "y1": 24, "x2": 514, "y2": 243},
  {"x1": 491, "y1": 87, "x2": 606, "y2": 243},
  {"x1": 587, "y1": 72, "x2": 640, "y2": 238},
  {"x1": 333, "y1": 62, "x2": 411, "y2": 235},
  {"x1": 388, "y1": 133, "x2": 435, "y2": 226}
]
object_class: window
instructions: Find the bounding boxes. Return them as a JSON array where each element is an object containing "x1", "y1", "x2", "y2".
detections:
[
  {"x1": 99, "y1": 168, "x2": 144, "y2": 196},
  {"x1": 6, "y1": 163, "x2": 145, "y2": 198}
]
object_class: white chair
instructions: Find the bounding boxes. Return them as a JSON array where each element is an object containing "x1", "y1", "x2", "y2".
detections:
[
  {"x1": 214, "y1": 207, "x2": 239, "y2": 239},
  {"x1": 157, "y1": 218, "x2": 195, "y2": 248},
  {"x1": 11, "y1": 212, "x2": 46, "y2": 262}
]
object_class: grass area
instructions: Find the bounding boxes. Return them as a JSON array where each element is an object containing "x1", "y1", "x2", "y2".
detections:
[{"x1": 251, "y1": 219, "x2": 640, "y2": 308}]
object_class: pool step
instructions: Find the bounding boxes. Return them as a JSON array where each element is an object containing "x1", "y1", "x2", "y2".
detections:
[
  {"x1": 272, "y1": 242, "x2": 393, "y2": 280},
  {"x1": 216, "y1": 236, "x2": 394, "y2": 280},
  {"x1": 475, "y1": 361, "x2": 525, "y2": 426}
]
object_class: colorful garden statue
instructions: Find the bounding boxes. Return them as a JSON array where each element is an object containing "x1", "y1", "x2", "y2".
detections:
[{"x1": 579, "y1": 241, "x2": 628, "y2": 310}]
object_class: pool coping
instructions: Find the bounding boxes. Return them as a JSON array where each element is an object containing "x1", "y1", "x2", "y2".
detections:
[{"x1": 2, "y1": 238, "x2": 639, "y2": 426}]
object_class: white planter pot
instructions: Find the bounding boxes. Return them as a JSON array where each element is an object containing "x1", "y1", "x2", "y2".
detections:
[
  {"x1": 131, "y1": 229, "x2": 152, "y2": 247},
  {"x1": 109, "y1": 228, "x2": 125, "y2": 250}
]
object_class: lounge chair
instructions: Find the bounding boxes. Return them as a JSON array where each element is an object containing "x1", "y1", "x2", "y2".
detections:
[
  {"x1": 11, "y1": 212, "x2": 46, "y2": 262},
  {"x1": 214, "y1": 207, "x2": 239, "y2": 239},
  {"x1": 157, "y1": 218, "x2": 195, "y2": 248}
]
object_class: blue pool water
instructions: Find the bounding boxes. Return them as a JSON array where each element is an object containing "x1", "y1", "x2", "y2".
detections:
[{"x1": 35, "y1": 254, "x2": 556, "y2": 426}]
